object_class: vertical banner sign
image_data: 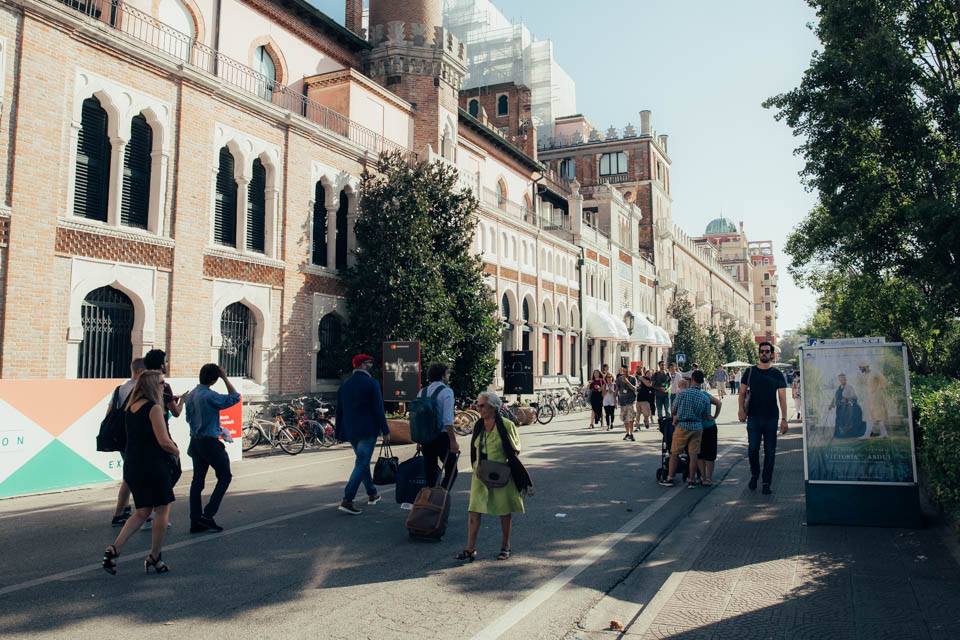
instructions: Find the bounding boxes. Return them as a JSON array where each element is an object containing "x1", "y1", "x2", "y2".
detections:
[
  {"x1": 219, "y1": 398, "x2": 243, "y2": 440},
  {"x1": 503, "y1": 351, "x2": 534, "y2": 395},
  {"x1": 383, "y1": 341, "x2": 421, "y2": 402}
]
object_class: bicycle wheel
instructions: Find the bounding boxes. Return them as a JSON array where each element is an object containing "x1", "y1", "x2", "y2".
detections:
[
  {"x1": 241, "y1": 424, "x2": 261, "y2": 451},
  {"x1": 299, "y1": 421, "x2": 323, "y2": 446},
  {"x1": 278, "y1": 426, "x2": 305, "y2": 455},
  {"x1": 537, "y1": 404, "x2": 556, "y2": 425},
  {"x1": 557, "y1": 399, "x2": 570, "y2": 415},
  {"x1": 453, "y1": 411, "x2": 474, "y2": 436},
  {"x1": 318, "y1": 419, "x2": 337, "y2": 447}
]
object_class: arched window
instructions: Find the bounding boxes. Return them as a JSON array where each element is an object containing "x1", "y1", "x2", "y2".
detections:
[
  {"x1": 219, "y1": 302, "x2": 255, "y2": 377},
  {"x1": 497, "y1": 94, "x2": 508, "y2": 116},
  {"x1": 214, "y1": 147, "x2": 237, "y2": 247},
  {"x1": 441, "y1": 126, "x2": 453, "y2": 160},
  {"x1": 488, "y1": 227, "x2": 496, "y2": 253},
  {"x1": 501, "y1": 293, "x2": 511, "y2": 321},
  {"x1": 510, "y1": 237, "x2": 517, "y2": 261},
  {"x1": 255, "y1": 46, "x2": 276, "y2": 100},
  {"x1": 158, "y1": 0, "x2": 195, "y2": 58},
  {"x1": 468, "y1": 99, "x2": 479, "y2": 117},
  {"x1": 496, "y1": 179, "x2": 506, "y2": 209},
  {"x1": 246, "y1": 158, "x2": 266, "y2": 253},
  {"x1": 312, "y1": 182, "x2": 327, "y2": 266},
  {"x1": 121, "y1": 113, "x2": 152, "y2": 229},
  {"x1": 316, "y1": 313, "x2": 342, "y2": 379},
  {"x1": 478, "y1": 223, "x2": 485, "y2": 253},
  {"x1": 74, "y1": 97, "x2": 111, "y2": 222},
  {"x1": 501, "y1": 232, "x2": 508, "y2": 258},
  {"x1": 335, "y1": 190, "x2": 348, "y2": 269},
  {"x1": 77, "y1": 286, "x2": 134, "y2": 379}
]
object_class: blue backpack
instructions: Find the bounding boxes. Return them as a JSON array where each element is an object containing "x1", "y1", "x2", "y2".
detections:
[{"x1": 409, "y1": 385, "x2": 446, "y2": 444}]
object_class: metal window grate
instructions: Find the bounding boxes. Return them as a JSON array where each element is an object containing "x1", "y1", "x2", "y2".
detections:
[
  {"x1": 78, "y1": 286, "x2": 134, "y2": 379},
  {"x1": 316, "y1": 314, "x2": 342, "y2": 379},
  {"x1": 219, "y1": 302, "x2": 254, "y2": 377},
  {"x1": 75, "y1": 97, "x2": 111, "y2": 222}
]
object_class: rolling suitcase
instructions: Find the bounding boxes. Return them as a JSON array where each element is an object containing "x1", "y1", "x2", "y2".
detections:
[{"x1": 406, "y1": 452, "x2": 459, "y2": 541}]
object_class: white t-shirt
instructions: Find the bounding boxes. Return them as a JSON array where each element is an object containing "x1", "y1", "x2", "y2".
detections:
[
  {"x1": 602, "y1": 382, "x2": 617, "y2": 406},
  {"x1": 669, "y1": 373, "x2": 684, "y2": 394}
]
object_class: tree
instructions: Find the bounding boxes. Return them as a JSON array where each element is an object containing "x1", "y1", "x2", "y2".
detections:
[
  {"x1": 765, "y1": 1, "x2": 960, "y2": 370},
  {"x1": 668, "y1": 297, "x2": 699, "y2": 369},
  {"x1": 338, "y1": 153, "x2": 500, "y2": 400}
]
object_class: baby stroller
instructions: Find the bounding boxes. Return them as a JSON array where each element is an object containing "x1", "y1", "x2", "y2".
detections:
[{"x1": 655, "y1": 416, "x2": 689, "y2": 483}]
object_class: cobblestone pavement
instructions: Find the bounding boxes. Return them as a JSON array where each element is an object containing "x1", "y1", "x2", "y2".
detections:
[{"x1": 636, "y1": 434, "x2": 960, "y2": 640}]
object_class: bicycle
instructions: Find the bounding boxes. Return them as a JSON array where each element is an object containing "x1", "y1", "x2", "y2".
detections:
[
  {"x1": 289, "y1": 397, "x2": 336, "y2": 447},
  {"x1": 530, "y1": 392, "x2": 557, "y2": 425},
  {"x1": 241, "y1": 416, "x2": 305, "y2": 454}
]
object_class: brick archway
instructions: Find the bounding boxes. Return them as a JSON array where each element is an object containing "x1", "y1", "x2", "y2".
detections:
[{"x1": 248, "y1": 36, "x2": 288, "y2": 85}]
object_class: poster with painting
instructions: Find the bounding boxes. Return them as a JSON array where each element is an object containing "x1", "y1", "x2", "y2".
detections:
[
  {"x1": 382, "y1": 341, "x2": 421, "y2": 402},
  {"x1": 800, "y1": 342, "x2": 917, "y2": 485}
]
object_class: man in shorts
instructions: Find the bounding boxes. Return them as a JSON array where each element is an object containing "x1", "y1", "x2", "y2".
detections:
[
  {"x1": 691, "y1": 370, "x2": 722, "y2": 485},
  {"x1": 616, "y1": 366, "x2": 638, "y2": 441},
  {"x1": 662, "y1": 375, "x2": 709, "y2": 489}
]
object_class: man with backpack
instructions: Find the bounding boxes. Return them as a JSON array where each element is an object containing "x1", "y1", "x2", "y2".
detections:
[
  {"x1": 412, "y1": 363, "x2": 459, "y2": 489},
  {"x1": 336, "y1": 354, "x2": 390, "y2": 515}
]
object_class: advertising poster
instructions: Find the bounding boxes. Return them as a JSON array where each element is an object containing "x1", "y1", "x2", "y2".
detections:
[
  {"x1": 800, "y1": 343, "x2": 917, "y2": 485},
  {"x1": 382, "y1": 341, "x2": 421, "y2": 401},
  {"x1": 503, "y1": 351, "x2": 534, "y2": 395}
]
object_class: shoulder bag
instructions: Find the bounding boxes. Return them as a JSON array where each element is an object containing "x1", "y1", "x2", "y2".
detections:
[
  {"x1": 96, "y1": 387, "x2": 126, "y2": 453},
  {"x1": 476, "y1": 432, "x2": 511, "y2": 489}
]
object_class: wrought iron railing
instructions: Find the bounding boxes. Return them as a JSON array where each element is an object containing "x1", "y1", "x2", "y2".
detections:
[{"x1": 56, "y1": 0, "x2": 415, "y2": 160}]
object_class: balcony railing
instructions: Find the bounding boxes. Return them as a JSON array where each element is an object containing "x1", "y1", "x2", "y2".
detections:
[
  {"x1": 586, "y1": 173, "x2": 634, "y2": 186},
  {"x1": 56, "y1": 0, "x2": 415, "y2": 160},
  {"x1": 581, "y1": 218, "x2": 610, "y2": 238}
]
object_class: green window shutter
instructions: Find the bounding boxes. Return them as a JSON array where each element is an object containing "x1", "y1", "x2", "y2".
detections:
[
  {"x1": 335, "y1": 189, "x2": 348, "y2": 269},
  {"x1": 246, "y1": 159, "x2": 266, "y2": 253},
  {"x1": 312, "y1": 182, "x2": 327, "y2": 266},
  {"x1": 74, "y1": 97, "x2": 111, "y2": 222},
  {"x1": 121, "y1": 114, "x2": 152, "y2": 229},
  {"x1": 214, "y1": 147, "x2": 237, "y2": 247}
]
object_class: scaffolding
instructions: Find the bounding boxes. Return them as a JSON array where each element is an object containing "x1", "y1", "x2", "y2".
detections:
[{"x1": 444, "y1": 0, "x2": 576, "y2": 138}]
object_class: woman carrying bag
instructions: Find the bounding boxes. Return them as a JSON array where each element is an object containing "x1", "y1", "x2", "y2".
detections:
[{"x1": 455, "y1": 392, "x2": 532, "y2": 563}]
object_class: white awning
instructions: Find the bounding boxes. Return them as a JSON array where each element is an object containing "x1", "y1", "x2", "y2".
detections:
[
  {"x1": 586, "y1": 311, "x2": 630, "y2": 341},
  {"x1": 654, "y1": 326, "x2": 672, "y2": 347},
  {"x1": 630, "y1": 314, "x2": 658, "y2": 344}
]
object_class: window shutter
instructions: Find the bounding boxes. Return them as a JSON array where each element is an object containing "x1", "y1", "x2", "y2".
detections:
[
  {"x1": 74, "y1": 97, "x2": 111, "y2": 222},
  {"x1": 214, "y1": 147, "x2": 237, "y2": 247},
  {"x1": 121, "y1": 114, "x2": 152, "y2": 229},
  {"x1": 246, "y1": 159, "x2": 266, "y2": 253},
  {"x1": 335, "y1": 189, "x2": 348, "y2": 269},
  {"x1": 312, "y1": 182, "x2": 327, "y2": 266}
]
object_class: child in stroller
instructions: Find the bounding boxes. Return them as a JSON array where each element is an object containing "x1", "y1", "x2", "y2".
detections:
[{"x1": 655, "y1": 415, "x2": 690, "y2": 483}]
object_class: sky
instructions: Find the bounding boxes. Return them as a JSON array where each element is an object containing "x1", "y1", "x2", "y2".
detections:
[{"x1": 309, "y1": 0, "x2": 822, "y2": 333}]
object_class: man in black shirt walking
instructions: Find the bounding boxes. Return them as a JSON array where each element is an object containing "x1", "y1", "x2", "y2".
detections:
[
  {"x1": 738, "y1": 342, "x2": 788, "y2": 495},
  {"x1": 652, "y1": 362, "x2": 671, "y2": 420}
]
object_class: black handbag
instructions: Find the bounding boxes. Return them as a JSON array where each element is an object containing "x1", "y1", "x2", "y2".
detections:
[
  {"x1": 373, "y1": 442, "x2": 399, "y2": 485},
  {"x1": 96, "y1": 388, "x2": 127, "y2": 453},
  {"x1": 166, "y1": 454, "x2": 182, "y2": 487}
]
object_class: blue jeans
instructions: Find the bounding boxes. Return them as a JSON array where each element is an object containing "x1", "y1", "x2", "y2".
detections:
[
  {"x1": 343, "y1": 437, "x2": 378, "y2": 502},
  {"x1": 655, "y1": 395, "x2": 670, "y2": 419},
  {"x1": 747, "y1": 417, "x2": 779, "y2": 485}
]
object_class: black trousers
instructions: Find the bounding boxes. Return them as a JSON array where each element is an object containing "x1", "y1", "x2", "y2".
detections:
[
  {"x1": 421, "y1": 431, "x2": 458, "y2": 489},
  {"x1": 188, "y1": 436, "x2": 232, "y2": 523}
]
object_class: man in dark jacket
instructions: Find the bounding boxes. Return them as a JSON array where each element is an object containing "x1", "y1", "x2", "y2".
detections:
[{"x1": 336, "y1": 354, "x2": 390, "y2": 515}]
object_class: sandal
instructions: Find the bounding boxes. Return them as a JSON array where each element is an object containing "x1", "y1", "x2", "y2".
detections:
[
  {"x1": 497, "y1": 548, "x2": 511, "y2": 561},
  {"x1": 454, "y1": 549, "x2": 478, "y2": 562},
  {"x1": 144, "y1": 552, "x2": 170, "y2": 574},
  {"x1": 102, "y1": 545, "x2": 119, "y2": 575},
  {"x1": 702, "y1": 480, "x2": 713, "y2": 486},
  {"x1": 687, "y1": 482, "x2": 697, "y2": 489}
]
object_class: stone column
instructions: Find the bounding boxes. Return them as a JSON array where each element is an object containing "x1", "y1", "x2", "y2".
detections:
[
  {"x1": 107, "y1": 135, "x2": 128, "y2": 226},
  {"x1": 265, "y1": 186, "x2": 280, "y2": 258},
  {"x1": 235, "y1": 176, "x2": 250, "y2": 251},
  {"x1": 326, "y1": 204, "x2": 337, "y2": 270}
]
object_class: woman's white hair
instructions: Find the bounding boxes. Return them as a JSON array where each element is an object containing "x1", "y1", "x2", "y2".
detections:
[{"x1": 478, "y1": 391, "x2": 502, "y2": 409}]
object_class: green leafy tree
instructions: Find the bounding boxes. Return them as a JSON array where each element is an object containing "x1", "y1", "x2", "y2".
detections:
[
  {"x1": 668, "y1": 297, "x2": 699, "y2": 369},
  {"x1": 741, "y1": 330, "x2": 758, "y2": 365},
  {"x1": 338, "y1": 153, "x2": 499, "y2": 400},
  {"x1": 765, "y1": 0, "x2": 960, "y2": 373},
  {"x1": 721, "y1": 322, "x2": 743, "y2": 364}
]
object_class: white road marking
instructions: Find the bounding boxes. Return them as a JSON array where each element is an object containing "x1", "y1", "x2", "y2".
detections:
[{"x1": 469, "y1": 440, "x2": 746, "y2": 640}]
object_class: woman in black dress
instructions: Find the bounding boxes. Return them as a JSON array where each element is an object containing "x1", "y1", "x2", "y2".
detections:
[
  {"x1": 587, "y1": 369, "x2": 604, "y2": 428},
  {"x1": 102, "y1": 370, "x2": 181, "y2": 575}
]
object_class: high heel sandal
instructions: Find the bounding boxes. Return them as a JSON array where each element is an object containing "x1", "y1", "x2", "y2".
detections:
[
  {"x1": 497, "y1": 548, "x2": 511, "y2": 561},
  {"x1": 102, "y1": 545, "x2": 119, "y2": 575},
  {"x1": 144, "y1": 553, "x2": 170, "y2": 574},
  {"x1": 454, "y1": 549, "x2": 478, "y2": 562}
]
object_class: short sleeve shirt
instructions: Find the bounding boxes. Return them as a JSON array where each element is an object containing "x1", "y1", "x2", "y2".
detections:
[
  {"x1": 617, "y1": 375, "x2": 637, "y2": 405},
  {"x1": 425, "y1": 381, "x2": 455, "y2": 427},
  {"x1": 673, "y1": 387, "x2": 709, "y2": 430},
  {"x1": 637, "y1": 376, "x2": 655, "y2": 403},
  {"x1": 669, "y1": 373, "x2": 684, "y2": 394},
  {"x1": 744, "y1": 366, "x2": 787, "y2": 419},
  {"x1": 700, "y1": 390, "x2": 717, "y2": 428}
]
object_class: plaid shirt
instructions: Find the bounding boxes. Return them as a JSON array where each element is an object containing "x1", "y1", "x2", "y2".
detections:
[{"x1": 673, "y1": 387, "x2": 709, "y2": 430}]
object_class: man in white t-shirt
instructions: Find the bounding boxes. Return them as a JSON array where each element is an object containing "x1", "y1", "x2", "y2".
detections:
[{"x1": 668, "y1": 363, "x2": 685, "y2": 409}]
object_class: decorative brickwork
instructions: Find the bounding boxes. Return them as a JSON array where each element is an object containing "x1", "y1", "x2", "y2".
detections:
[
  {"x1": 500, "y1": 267, "x2": 518, "y2": 281},
  {"x1": 599, "y1": 255, "x2": 610, "y2": 267},
  {"x1": 619, "y1": 250, "x2": 632, "y2": 265},
  {"x1": 203, "y1": 254, "x2": 284, "y2": 288},
  {"x1": 521, "y1": 273, "x2": 537, "y2": 286},
  {"x1": 483, "y1": 262, "x2": 497, "y2": 276},
  {"x1": 303, "y1": 272, "x2": 347, "y2": 297},
  {"x1": 556, "y1": 285, "x2": 568, "y2": 296},
  {"x1": 541, "y1": 281, "x2": 554, "y2": 292},
  {"x1": 586, "y1": 249, "x2": 598, "y2": 262},
  {"x1": 0, "y1": 216, "x2": 8, "y2": 247},
  {"x1": 55, "y1": 228, "x2": 174, "y2": 270}
]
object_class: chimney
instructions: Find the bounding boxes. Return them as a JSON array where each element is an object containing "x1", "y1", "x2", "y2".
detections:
[
  {"x1": 345, "y1": 0, "x2": 363, "y2": 37},
  {"x1": 639, "y1": 110, "x2": 651, "y2": 136}
]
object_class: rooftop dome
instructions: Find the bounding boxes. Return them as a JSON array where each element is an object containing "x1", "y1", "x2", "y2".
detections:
[{"x1": 705, "y1": 217, "x2": 737, "y2": 235}]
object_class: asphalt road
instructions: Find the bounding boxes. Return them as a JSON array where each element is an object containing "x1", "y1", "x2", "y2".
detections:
[{"x1": 0, "y1": 394, "x2": 779, "y2": 639}]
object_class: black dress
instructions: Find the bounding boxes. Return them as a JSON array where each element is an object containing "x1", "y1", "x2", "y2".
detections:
[{"x1": 123, "y1": 401, "x2": 176, "y2": 508}]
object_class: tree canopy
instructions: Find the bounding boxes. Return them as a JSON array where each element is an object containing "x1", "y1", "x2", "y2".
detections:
[
  {"x1": 765, "y1": 0, "x2": 959, "y2": 373},
  {"x1": 338, "y1": 153, "x2": 500, "y2": 400}
]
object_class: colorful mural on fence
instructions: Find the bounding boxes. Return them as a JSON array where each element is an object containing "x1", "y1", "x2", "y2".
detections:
[{"x1": 0, "y1": 378, "x2": 242, "y2": 499}]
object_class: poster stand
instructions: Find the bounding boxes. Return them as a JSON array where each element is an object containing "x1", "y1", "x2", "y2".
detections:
[{"x1": 799, "y1": 341, "x2": 921, "y2": 528}]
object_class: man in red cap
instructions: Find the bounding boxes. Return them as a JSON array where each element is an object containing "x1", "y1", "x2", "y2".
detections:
[{"x1": 335, "y1": 354, "x2": 390, "y2": 514}]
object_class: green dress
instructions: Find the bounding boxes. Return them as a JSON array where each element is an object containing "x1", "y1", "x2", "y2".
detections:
[{"x1": 468, "y1": 419, "x2": 525, "y2": 515}]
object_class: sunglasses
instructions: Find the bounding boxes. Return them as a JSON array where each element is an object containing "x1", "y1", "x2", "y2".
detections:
[{"x1": 477, "y1": 403, "x2": 489, "y2": 409}]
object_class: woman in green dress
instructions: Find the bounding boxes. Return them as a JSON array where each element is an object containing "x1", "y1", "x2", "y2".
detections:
[{"x1": 455, "y1": 392, "x2": 524, "y2": 562}]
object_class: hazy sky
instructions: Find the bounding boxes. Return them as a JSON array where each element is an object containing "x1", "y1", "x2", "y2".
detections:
[{"x1": 310, "y1": 0, "x2": 822, "y2": 333}]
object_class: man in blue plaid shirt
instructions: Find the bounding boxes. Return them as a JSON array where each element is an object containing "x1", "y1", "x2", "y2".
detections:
[{"x1": 661, "y1": 372, "x2": 710, "y2": 488}]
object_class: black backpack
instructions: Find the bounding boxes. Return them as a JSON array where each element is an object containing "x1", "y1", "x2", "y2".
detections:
[{"x1": 96, "y1": 387, "x2": 127, "y2": 453}]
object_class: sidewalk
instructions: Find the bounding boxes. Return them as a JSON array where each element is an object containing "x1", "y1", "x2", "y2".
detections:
[{"x1": 576, "y1": 432, "x2": 960, "y2": 640}]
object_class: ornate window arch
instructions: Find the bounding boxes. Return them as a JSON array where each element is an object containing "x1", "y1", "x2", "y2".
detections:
[{"x1": 496, "y1": 178, "x2": 507, "y2": 209}]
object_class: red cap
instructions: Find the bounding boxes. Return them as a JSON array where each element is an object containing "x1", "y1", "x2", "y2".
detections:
[{"x1": 352, "y1": 354, "x2": 374, "y2": 369}]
